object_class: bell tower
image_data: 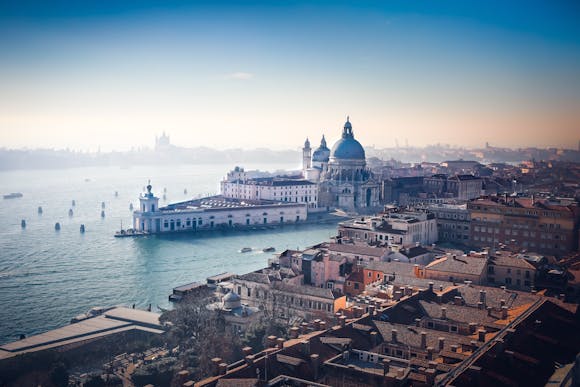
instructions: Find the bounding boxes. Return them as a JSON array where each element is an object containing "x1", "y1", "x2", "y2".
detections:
[{"x1": 302, "y1": 138, "x2": 312, "y2": 176}]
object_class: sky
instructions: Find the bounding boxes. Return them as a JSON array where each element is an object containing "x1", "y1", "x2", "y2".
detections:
[{"x1": 0, "y1": 0, "x2": 579, "y2": 151}]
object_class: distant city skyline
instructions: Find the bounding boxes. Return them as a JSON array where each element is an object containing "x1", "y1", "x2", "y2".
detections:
[{"x1": 1, "y1": 1, "x2": 579, "y2": 151}]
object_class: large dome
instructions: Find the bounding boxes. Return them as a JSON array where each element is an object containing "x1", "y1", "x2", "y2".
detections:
[{"x1": 330, "y1": 118, "x2": 365, "y2": 160}]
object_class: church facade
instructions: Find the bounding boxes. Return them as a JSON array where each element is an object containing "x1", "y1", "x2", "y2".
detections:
[{"x1": 303, "y1": 118, "x2": 380, "y2": 213}]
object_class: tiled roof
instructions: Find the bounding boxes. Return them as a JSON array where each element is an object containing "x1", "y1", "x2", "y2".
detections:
[
  {"x1": 364, "y1": 261, "x2": 417, "y2": 276},
  {"x1": 418, "y1": 300, "x2": 498, "y2": 325},
  {"x1": 272, "y1": 282, "x2": 338, "y2": 300},
  {"x1": 328, "y1": 243, "x2": 387, "y2": 257},
  {"x1": 488, "y1": 255, "x2": 536, "y2": 270},
  {"x1": 236, "y1": 272, "x2": 271, "y2": 285},
  {"x1": 425, "y1": 255, "x2": 487, "y2": 276},
  {"x1": 373, "y1": 320, "x2": 475, "y2": 349}
]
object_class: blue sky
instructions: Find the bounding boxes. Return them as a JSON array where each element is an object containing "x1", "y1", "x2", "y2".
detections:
[{"x1": 0, "y1": 1, "x2": 579, "y2": 151}]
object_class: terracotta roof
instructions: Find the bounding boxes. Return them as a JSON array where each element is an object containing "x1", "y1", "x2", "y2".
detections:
[
  {"x1": 236, "y1": 272, "x2": 271, "y2": 285},
  {"x1": 488, "y1": 255, "x2": 536, "y2": 270},
  {"x1": 425, "y1": 255, "x2": 487, "y2": 276},
  {"x1": 373, "y1": 320, "x2": 475, "y2": 350},
  {"x1": 328, "y1": 243, "x2": 387, "y2": 257}
]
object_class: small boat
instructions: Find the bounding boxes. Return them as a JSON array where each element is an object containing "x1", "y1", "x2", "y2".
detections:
[
  {"x1": 240, "y1": 247, "x2": 252, "y2": 253},
  {"x1": 80, "y1": 224, "x2": 85, "y2": 233},
  {"x1": 115, "y1": 191, "x2": 118, "y2": 197},
  {"x1": 3, "y1": 193, "x2": 23, "y2": 199},
  {"x1": 68, "y1": 208, "x2": 74, "y2": 217},
  {"x1": 129, "y1": 203, "x2": 134, "y2": 211},
  {"x1": 55, "y1": 222, "x2": 61, "y2": 231},
  {"x1": 262, "y1": 247, "x2": 276, "y2": 253},
  {"x1": 101, "y1": 210, "x2": 105, "y2": 218},
  {"x1": 21, "y1": 219, "x2": 26, "y2": 228},
  {"x1": 38, "y1": 206, "x2": 43, "y2": 214},
  {"x1": 101, "y1": 202, "x2": 106, "y2": 209},
  {"x1": 71, "y1": 200, "x2": 75, "y2": 207}
]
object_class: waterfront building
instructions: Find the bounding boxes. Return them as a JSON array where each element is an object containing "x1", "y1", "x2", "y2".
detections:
[
  {"x1": 132, "y1": 183, "x2": 307, "y2": 233},
  {"x1": 468, "y1": 196, "x2": 580, "y2": 256},
  {"x1": 220, "y1": 170, "x2": 320, "y2": 212},
  {"x1": 337, "y1": 209, "x2": 438, "y2": 248}
]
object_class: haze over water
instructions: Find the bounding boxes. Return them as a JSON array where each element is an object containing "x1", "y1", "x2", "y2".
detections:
[{"x1": 0, "y1": 164, "x2": 338, "y2": 344}]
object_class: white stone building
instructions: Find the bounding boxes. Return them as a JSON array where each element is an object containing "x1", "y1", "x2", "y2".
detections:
[{"x1": 132, "y1": 183, "x2": 308, "y2": 233}]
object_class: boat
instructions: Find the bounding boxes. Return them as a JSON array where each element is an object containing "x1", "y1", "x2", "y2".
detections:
[
  {"x1": 101, "y1": 210, "x2": 105, "y2": 218},
  {"x1": 38, "y1": 206, "x2": 43, "y2": 214},
  {"x1": 240, "y1": 247, "x2": 252, "y2": 253},
  {"x1": 115, "y1": 191, "x2": 118, "y2": 197},
  {"x1": 55, "y1": 222, "x2": 61, "y2": 231},
  {"x1": 101, "y1": 201, "x2": 106, "y2": 209},
  {"x1": 21, "y1": 219, "x2": 26, "y2": 228},
  {"x1": 80, "y1": 224, "x2": 85, "y2": 233},
  {"x1": 262, "y1": 247, "x2": 276, "y2": 253},
  {"x1": 68, "y1": 208, "x2": 73, "y2": 217},
  {"x1": 3, "y1": 193, "x2": 23, "y2": 199}
]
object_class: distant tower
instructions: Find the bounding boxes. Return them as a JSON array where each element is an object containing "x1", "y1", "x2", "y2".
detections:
[
  {"x1": 302, "y1": 138, "x2": 312, "y2": 176},
  {"x1": 135, "y1": 181, "x2": 160, "y2": 232}
]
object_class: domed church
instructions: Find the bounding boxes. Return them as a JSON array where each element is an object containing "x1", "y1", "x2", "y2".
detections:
[{"x1": 303, "y1": 117, "x2": 380, "y2": 213}]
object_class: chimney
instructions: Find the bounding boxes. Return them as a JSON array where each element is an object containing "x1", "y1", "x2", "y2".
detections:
[
  {"x1": 276, "y1": 338, "x2": 285, "y2": 349},
  {"x1": 245, "y1": 355, "x2": 255, "y2": 365},
  {"x1": 438, "y1": 337, "x2": 445, "y2": 351},
  {"x1": 437, "y1": 294, "x2": 443, "y2": 304},
  {"x1": 319, "y1": 321, "x2": 327, "y2": 330},
  {"x1": 310, "y1": 354, "x2": 320, "y2": 380},
  {"x1": 301, "y1": 322, "x2": 309, "y2": 334},
  {"x1": 469, "y1": 322, "x2": 477, "y2": 334},
  {"x1": 486, "y1": 306, "x2": 492, "y2": 316},
  {"x1": 415, "y1": 318, "x2": 421, "y2": 327},
  {"x1": 242, "y1": 346, "x2": 253, "y2": 356},
  {"x1": 267, "y1": 335, "x2": 277, "y2": 347},
  {"x1": 450, "y1": 344, "x2": 459, "y2": 353},
  {"x1": 290, "y1": 327, "x2": 299, "y2": 339},
  {"x1": 414, "y1": 264, "x2": 421, "y2": 278},
  {"x1": 477, "y1": 301, "x2": 484, "y2": 310},
  {"x1": 426, "y1": 347, "x2": 434, "y2": 360},
  {"x1": 339, "y1": 315, "x2": 347, "y2": 328},
  {"x1": 470, "y1": 341, "x2": 478, "y2": 351},
  {"x1": 478, "y1": 329, "x2": 487, "y2": 342},
  {"x1": 368, "y1": 305, "x2": 376, "y2": 316},
  {"x1": 428, "y1": 281, "x2": 434, "y2": 292},
  {"x1": 454, "y1": 296, "x2": 463, "y2": 305},
  {"x1": 218, "y1": 362, "x2": 227, "y2": 375},
  {"x1": 479, "y1": 290, "x2": 486, "y2": 306},
  {"x1": 211, "y1": 357, "x2": 222, "y2": 376},
  {"x1": 404, "y1": 286, "x2": 413, "y2": 296},
  {"x1": 500, "y1": 299, "x2": 506, "y2": 307},
  {"x1": 301, "y1": 340, "x2": 310, "y2": 356},
  {"x1": 420, "y1": 332, "x2": 427, "y2": 349},
  {"x1": 441, "y1": 307, "x2": 447, "y2": 319},
  {"x1": 394, "y1": 291, "x2": 402, "y2": 301},
  {"x1": 501, "y1": 306, "x2": 508, "y2": 320},
  {"x1": 391, "y1": 329, "x2": 398, "y2": 343},
  {"x1": 382, "y1": 358, "x2": 391, "y2": 375}
]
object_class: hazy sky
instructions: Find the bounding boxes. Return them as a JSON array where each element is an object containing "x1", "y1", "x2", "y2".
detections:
[{"x1": 1, "y1": 0, "x2": 579, "y2": 151}]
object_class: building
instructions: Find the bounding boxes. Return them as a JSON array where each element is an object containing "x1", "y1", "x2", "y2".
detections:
[
  {"x1": 305, "y1": 117, "x2": 381, "y2": 213},
  {"x1": 427, "y1": 203, "x2": 470, "y2": 245},
  {"x1": 220, "y1": 172, "x2": 320, "y2": 212},
  {"x1": 468, "y1": 196, "x2": 580, "y2": 256},
  {"x1": 132, "y1": 183, "x2": 308, "y2": 233},
  {"x1": 486, "y1": 252, "x2": 537, "y2": 290},
  {"x1": 423, "y1": 253, "x2": 488, "y2": 285},
  {"x1": 206, "y1": 291, "x2": 261, "y2": 334},
  {"x1": 232, "y1": 269, "x2": 347, "y2": 323},
  {"x1": 337, "y1": 209, "x2": 438, "y2": 248}
]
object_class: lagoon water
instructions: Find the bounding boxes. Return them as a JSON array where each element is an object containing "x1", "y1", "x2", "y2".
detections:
[{"x1": 0, "y1": 164, "x2": 339, "y2": 344}]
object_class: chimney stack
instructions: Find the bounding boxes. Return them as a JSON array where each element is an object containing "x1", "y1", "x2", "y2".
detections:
[
  {"x1": 420, "y1": 332, "x2": 427, "y2": 349},
  {"x1": 501, "y1": 306, "x2": 508, "y2": 320},
  {"x1": 301, "y1": 340, "x2": 310, "y2": 356},
  {"x1": 382, "y1": 358, "x2": 391, "y2": 375},
  {"x1": 218, "y1": 363, "x2": 227, "y2": 375},
  {"x1": 276, "y1": 338, "x2": 285, "y2": 349},
  {"x1": 478, "y1": 329, "x2": 487, "y2": 342},
  {"x1": 391, "y1": 329, "x2": 398, "y2": 343},
  {"x1": 438, "y1": 337, "x2": 445, "y2": 351},
  {"x1": 479, "y1": 290, "x2": 486, "y2": 306},
  {"x1": 441, "y1": 307, "x2": 447, "y2": 319},
  {"x1": 211, "y1": 358, "x2": 222, "y2": 376},
  {"x1": 415, "y1": 318, "x2": 421, "y2": 327},
  {"x1": 454, "y1": 296, "x2": 463, "y2": 305},
  {"x1": 428, "y1": 281, "x2": 434, "y2": 292},
  {"x1": 242, "y1": 346, "x2": 253, "y2": 356},
  {"x1": 469, "y1": 322, "x2": 477, "y2": 334},
  {"x1": 339, "y1": 315, "x2": 347, "y2": 328},
  {"x1": 290, "y1": 327, "x2": 299, "y2": 339},
  {"x1": 310, "y1": 354, "x2": 320, "y2": 380}
]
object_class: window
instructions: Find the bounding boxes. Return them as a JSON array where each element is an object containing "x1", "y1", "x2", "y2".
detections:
[
  {"x1": 450, "y1": 325, "x2": 458, "y2": 333},
  {"x1": 354, "y1": 283, "x2": 359, "y2": 290},
  {"x1": 247, "y1": 288, "x2": 251, "y2": 297}
]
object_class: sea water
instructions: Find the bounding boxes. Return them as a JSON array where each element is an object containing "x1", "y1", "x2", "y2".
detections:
[{"x1": 0, "y1": 164, "x2": 339, "y2": 344}]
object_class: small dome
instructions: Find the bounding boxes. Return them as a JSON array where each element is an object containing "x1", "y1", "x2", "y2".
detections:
[
  {"x1": 223, "y1": 290, "x2": 241, "y2": 309},
  {"x1": 312, "y1": 135, "x2": 330, "y2": 162}
]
